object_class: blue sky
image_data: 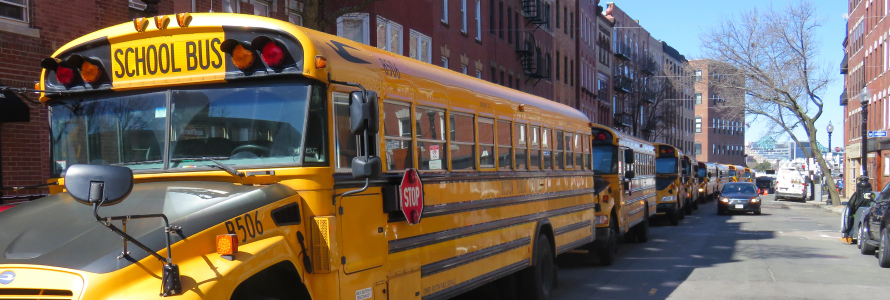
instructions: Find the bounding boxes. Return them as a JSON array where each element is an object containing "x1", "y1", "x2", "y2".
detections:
[{"x1": 613, "y1": 0, "x2": 846, "y2": 149}]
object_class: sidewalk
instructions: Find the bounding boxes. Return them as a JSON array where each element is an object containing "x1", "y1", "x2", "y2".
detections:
[{"x1": 804, "y1": 195, "x2": 846, "y2": 215}]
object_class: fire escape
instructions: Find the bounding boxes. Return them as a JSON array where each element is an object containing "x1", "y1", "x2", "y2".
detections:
[{"x1": 518, "y1": 0, "x2": 549, "y2": 83}]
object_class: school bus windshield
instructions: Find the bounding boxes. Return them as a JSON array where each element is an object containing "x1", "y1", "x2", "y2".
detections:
[
  {"x1": 728, "y1": 170, "x2": 737, "y2": 176},
  {"x1": 591, "y1": 145, "x2": 617, "y2": 174},
  {"x1": 656, "y1": 157, "x2": 678, "y2": 174},
  {"x1": 49, "y1": 79, "x2": 325, "y2": 176}
]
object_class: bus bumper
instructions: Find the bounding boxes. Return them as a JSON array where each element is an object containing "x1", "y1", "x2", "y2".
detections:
[{"x1": 656, "y1": 196, "x2": 677, "y2": 214}]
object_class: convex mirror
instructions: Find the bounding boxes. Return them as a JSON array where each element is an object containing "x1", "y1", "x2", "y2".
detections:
[{"x1": 65, "y1": 164, "x2": 133, "y2": 206}]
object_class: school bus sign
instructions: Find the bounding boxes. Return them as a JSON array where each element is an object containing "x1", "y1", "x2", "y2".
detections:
[{"x1": 109, "y1": 31, "x2": 226, "y2": 87}]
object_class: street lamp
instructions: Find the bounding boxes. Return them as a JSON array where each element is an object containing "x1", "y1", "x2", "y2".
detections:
[{"x1": 827, "y1": 121, "x2": 834, "y2": 151}]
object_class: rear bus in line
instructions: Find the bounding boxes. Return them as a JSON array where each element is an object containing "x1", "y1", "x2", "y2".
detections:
[
  {"x1": 679, "y1": 154, "x2": 699, "y2": 214},
  {"x1": 0, "y1": 13, "x2": 600, "y2": 300},
  {"x1": 653, "y1": 143, "x2": 686, "y2": 226},
  {"x1": 716, "y1": 163, "x2": 731, "y2": 191},
  {"x1": 699, "y1": 162, "x2": 719, "y2": 202},
  {"x1": 588, "y1": 124, "x2": 656, "y2": 265}
]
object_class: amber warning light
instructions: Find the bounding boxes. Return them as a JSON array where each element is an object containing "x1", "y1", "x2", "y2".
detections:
[{"x1": 217, "y1": 234, "x2": 238, "y2": 260}]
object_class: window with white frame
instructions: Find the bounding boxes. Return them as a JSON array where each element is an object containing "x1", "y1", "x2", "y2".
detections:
[
  {"x1": 221, "y1": 0, "x2": 239, "y2": 13},
  {"x1": 253, "y1": 0, "x2": 270, "y2": 17},
  {"x1": 460, "y1": 0, "x2": 467, "y2": 33},
  {"x1": 476, "y1": 70, "x2": 482, "y2": 78},
  {"x1": 287, "y1": 0, "x2": 304, "y2": 26},
  {"x1": 442, "y1": 0, "x2": 449, "y2": 24},
  {"x1": 1, "y1": 0, "x2": 27, "y2": 22},
  {"x1": 475, "y1": 0, "x2": 481, "y2": 40},
  {"x1": 289, "y1": 13, "x2": 303, "y2": 26},
  {"x1": 461, "y1": 65, "x2": 468, "y2": 74},
  {"x1": 695, "y1": 117, "x2": 702, "y2": 133},
  {"x1": 409, "y1": 30, "x2": 432, "y2": 63},
  {"x1": 377, "y1": 16, "x2": 403, "y2": 54},
  {"x1": 442, "y1": 57, "x2": 449, "y2": 69},
  {"x1": 337, "y1": 13, "x2": 370, "y2": 44}
]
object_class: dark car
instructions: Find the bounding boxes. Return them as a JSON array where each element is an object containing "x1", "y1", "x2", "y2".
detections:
[
  {"x1": 856, "y1": 182, "x2": 890, "y2": 268},
  {"x1": 718, "y1": 182, "x2": 762, "y2": 215}
]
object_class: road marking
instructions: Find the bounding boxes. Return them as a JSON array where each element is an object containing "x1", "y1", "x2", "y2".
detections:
[{"x1": 649, "y1": 288, "x2": 657, "y2": 296}]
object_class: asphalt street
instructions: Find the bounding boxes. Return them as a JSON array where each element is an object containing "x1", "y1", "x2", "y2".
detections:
[{"x1": 457, "y1": 195, "x2": 890, "y2": 300}]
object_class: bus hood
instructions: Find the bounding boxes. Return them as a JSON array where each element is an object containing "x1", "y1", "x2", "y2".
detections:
[{"x1": 0, "y1": 181, "x2": 295, "y2": 273}]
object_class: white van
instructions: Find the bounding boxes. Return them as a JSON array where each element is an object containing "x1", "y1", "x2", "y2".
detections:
[{"x1": 775, "y1": 167, "x2": 808, "y2": 201}]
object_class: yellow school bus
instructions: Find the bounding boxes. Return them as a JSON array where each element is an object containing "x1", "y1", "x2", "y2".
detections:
[
  {"x1": 716, "y1": 163, "x2": 731, "y2": 190},
  {"x1": 698, "y1": 162, "x2": 718, "y2": 202},
  {"x1": 679, "y1": 154, "x2": 699, "y2": 214},
  {"x1": 588, "y1": 124, "x2": 656, "y2": 265},
  {"x1": 0, "y1": 13, "x2": 599, "y2": 300},
  {"x1": 727, "y1": 165, "x2": 743, "y2": 182},
  {"x1": 741, "y1": 166, "x2": 754, "y2": 183},
  {"x1": 653, "y1": 143, "x2": 686, "y2": 226}
]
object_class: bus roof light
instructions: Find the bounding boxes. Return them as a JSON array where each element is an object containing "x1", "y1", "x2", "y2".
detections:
[
  {"x1": 597, "y1": 132, "x2": 607, "y2": 141},
  {"x1": 154, "y1": 15, "x2": 171, "y2": 30},
  {"x1": 315, "y1": 55, "x2": 327, "y2": 69},
  {"x1": 176, "y1": 13, "x2": 192, "y2": 28},
  {"x1": 133, "y1": 17, "x2": 149, "y2": 32}
]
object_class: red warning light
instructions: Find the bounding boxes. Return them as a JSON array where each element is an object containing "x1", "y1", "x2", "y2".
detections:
[
  {"x1": 597, "y1": 132, "x2": 607, "y2": 141},
  {"x1": 261, "y1": 42, "x2": 285, "y2": 67},
  {"x1": 56, "y1": 66, "x2": 74, "y2": 86}
]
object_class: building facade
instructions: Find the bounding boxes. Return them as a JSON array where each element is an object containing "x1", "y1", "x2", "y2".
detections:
[
  {"x1": 0, "y1": 0, "x2": 704, "y2": 201},
  {"x1": 842, "y1": 0, "x2": 890, "y2": 193},
  {"x1": 661, "y1": 42, "x2": 693, "y2": 155},
  {"x1": 691, "y1": 59, "x2": 746, "y2": 165}
]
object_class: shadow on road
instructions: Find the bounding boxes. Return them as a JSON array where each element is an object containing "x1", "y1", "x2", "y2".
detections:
[{"x1": 453, "y1": 200, "x2": 795, "y2": 300}]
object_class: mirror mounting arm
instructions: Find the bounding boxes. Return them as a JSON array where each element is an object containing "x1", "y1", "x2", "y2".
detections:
[{"x1": 92, "y1": 203, "x2": 183, "y2": 296}]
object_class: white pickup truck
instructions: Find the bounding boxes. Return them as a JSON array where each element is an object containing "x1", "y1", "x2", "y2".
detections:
[{"x1": 775, "y1": 167, "x2": 808, "y2": 201}]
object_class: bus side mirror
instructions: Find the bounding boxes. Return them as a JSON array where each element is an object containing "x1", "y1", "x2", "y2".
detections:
[
  {"x1": 625, "y1": 170, "x2": 635, "y2": 179},
  {"x1": 349, "y1": 90, "x2": 379, "y2": 135},
  {"x1": 352, "y1": 156, "x2": 382, "y2": 179},
  {"x1": 65, "y1": 164, "x2": 133, "y2": 206},
  {"x1": 624, "y1": 149, "x2": 634, "y2": 164}
]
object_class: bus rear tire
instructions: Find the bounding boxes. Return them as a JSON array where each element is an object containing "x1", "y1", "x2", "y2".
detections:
[{"x1": 520, "y1": 234, "x2": 556, "y2": 300}]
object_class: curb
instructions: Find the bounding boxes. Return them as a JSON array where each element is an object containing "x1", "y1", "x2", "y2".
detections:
[{"x1": 804, "y1": 199, "x2": 845, "y2": 215}]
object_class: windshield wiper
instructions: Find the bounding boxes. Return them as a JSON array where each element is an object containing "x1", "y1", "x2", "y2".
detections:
[{"x1": 170, "y1": 157, "x2": 244, "y2": 177}]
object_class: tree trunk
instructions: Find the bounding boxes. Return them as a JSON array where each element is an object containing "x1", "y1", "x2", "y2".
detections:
[{"x1": 804, "y1": 122, "x2": 841, "y2": 205}]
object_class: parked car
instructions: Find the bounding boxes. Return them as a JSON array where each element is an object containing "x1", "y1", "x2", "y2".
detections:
[
  {"x1": 856, "y1": 182, "x2": 890, "y2": 267},
  {"x1": 718, "y1": 182, "x2": 762, "y2": 215}
]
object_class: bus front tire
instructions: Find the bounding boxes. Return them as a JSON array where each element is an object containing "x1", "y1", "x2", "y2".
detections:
[
  {"x1": 669, "y1": 203, "x2": 681, "y2": 226},
  {"x1": 634, "y1": 208, "x2": 650, "y2": 243},
  {"x1": 520, "y1": 233, "x2": 556, "y2": 300},
  {"x1": 598, "y1": 221, "x2": 618, "y2": 266}
]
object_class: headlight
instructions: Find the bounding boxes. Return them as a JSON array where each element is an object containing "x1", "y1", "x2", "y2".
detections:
[
  {"x1": 720, "y1": 197, "x2": 729, "y2": 203},
  {"x1": 698, "y1": 188, "x2": 704, "y2": 192},
  {"x1": 751, "y1": 197, "x2": 759, "y2": 203}
]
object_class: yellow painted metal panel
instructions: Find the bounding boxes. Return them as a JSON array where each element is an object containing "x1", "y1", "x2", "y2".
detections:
[
  {"x1": 340, "y1": 193, "x2": 387, "y2": 274},
  {"x1": 388, "y1": 270, "x2": 422, "y2": 300}
]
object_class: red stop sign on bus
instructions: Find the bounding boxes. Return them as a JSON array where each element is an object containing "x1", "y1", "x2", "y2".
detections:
[{"x1": 400, "y1": 168, "x2": 424, "y2": 225}]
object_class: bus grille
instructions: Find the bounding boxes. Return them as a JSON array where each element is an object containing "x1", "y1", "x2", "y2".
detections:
[{"x1": 0, "y1": 288, "x2": 73, "y2": 299}]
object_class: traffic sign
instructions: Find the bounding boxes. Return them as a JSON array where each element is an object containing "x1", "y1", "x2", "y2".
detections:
[
  {"x1": 868, "y1": 131, "x2": 887, "y2": 138},
  {"x1": 399, "y1": 168, "x2": 424, "y2": 225}
]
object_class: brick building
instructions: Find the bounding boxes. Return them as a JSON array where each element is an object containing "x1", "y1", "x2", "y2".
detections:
[
  {"x1": 661, "y1": 42, "x2": 693, "y2": 155},
  {"x1": 842, "y1": 0, "x2": 890, "y2": 195},
  {"x1": 0, "y1": 0, "x2": 701, "y2": 200},
  {"x1": 690, "y1": 59, "x2": 745, "y2": 165}
]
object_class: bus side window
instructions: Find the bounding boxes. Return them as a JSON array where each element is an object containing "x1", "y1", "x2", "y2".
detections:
[
  {"x1": 514, "y1": 123, "x2": 528, "y2": 170},
  {"x1": 497, "y1": 120, "x2": 513, "y2": 170},
  {"x1": 542, "y1": 128, "x2": 552, "y2": 170},
  {"x1": 555, "y1": 130, "x2": 565, "y2": 170},
  {"x1": 574, "y1": 134, "x2": 583, "y2": 170},
  {"x1": 478, "y1": 117, "x2": 496, "y2": 169},
  {"x1": 564, "y1": 132, "x2": 574, "y2": 169},
  {"x1": 304, "y1": 84, "x2": 329, "y2": 164},
  {"x1": 333, "y1": 92, "x2": 357, "y2": 171},
  {"x1": 450, "y1": 112, "x2": 476, "y2": 171},
  {"x1": 529, "y1": 126, "x2": 541, "y2": 170},
  {"x1": 416, "y1": 106, "x2": 446, "y2": 172},
  {"x1": 383, "y1": 101, "x2": 414, "y2": 171}
]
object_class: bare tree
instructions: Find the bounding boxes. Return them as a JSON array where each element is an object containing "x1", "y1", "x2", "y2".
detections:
[
  {"x1": 700, "y1": 0, "x2": 839, "y2": 204},
  {"x1": 302, "y1": 0, "x2": 386, "y2": 31}
]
